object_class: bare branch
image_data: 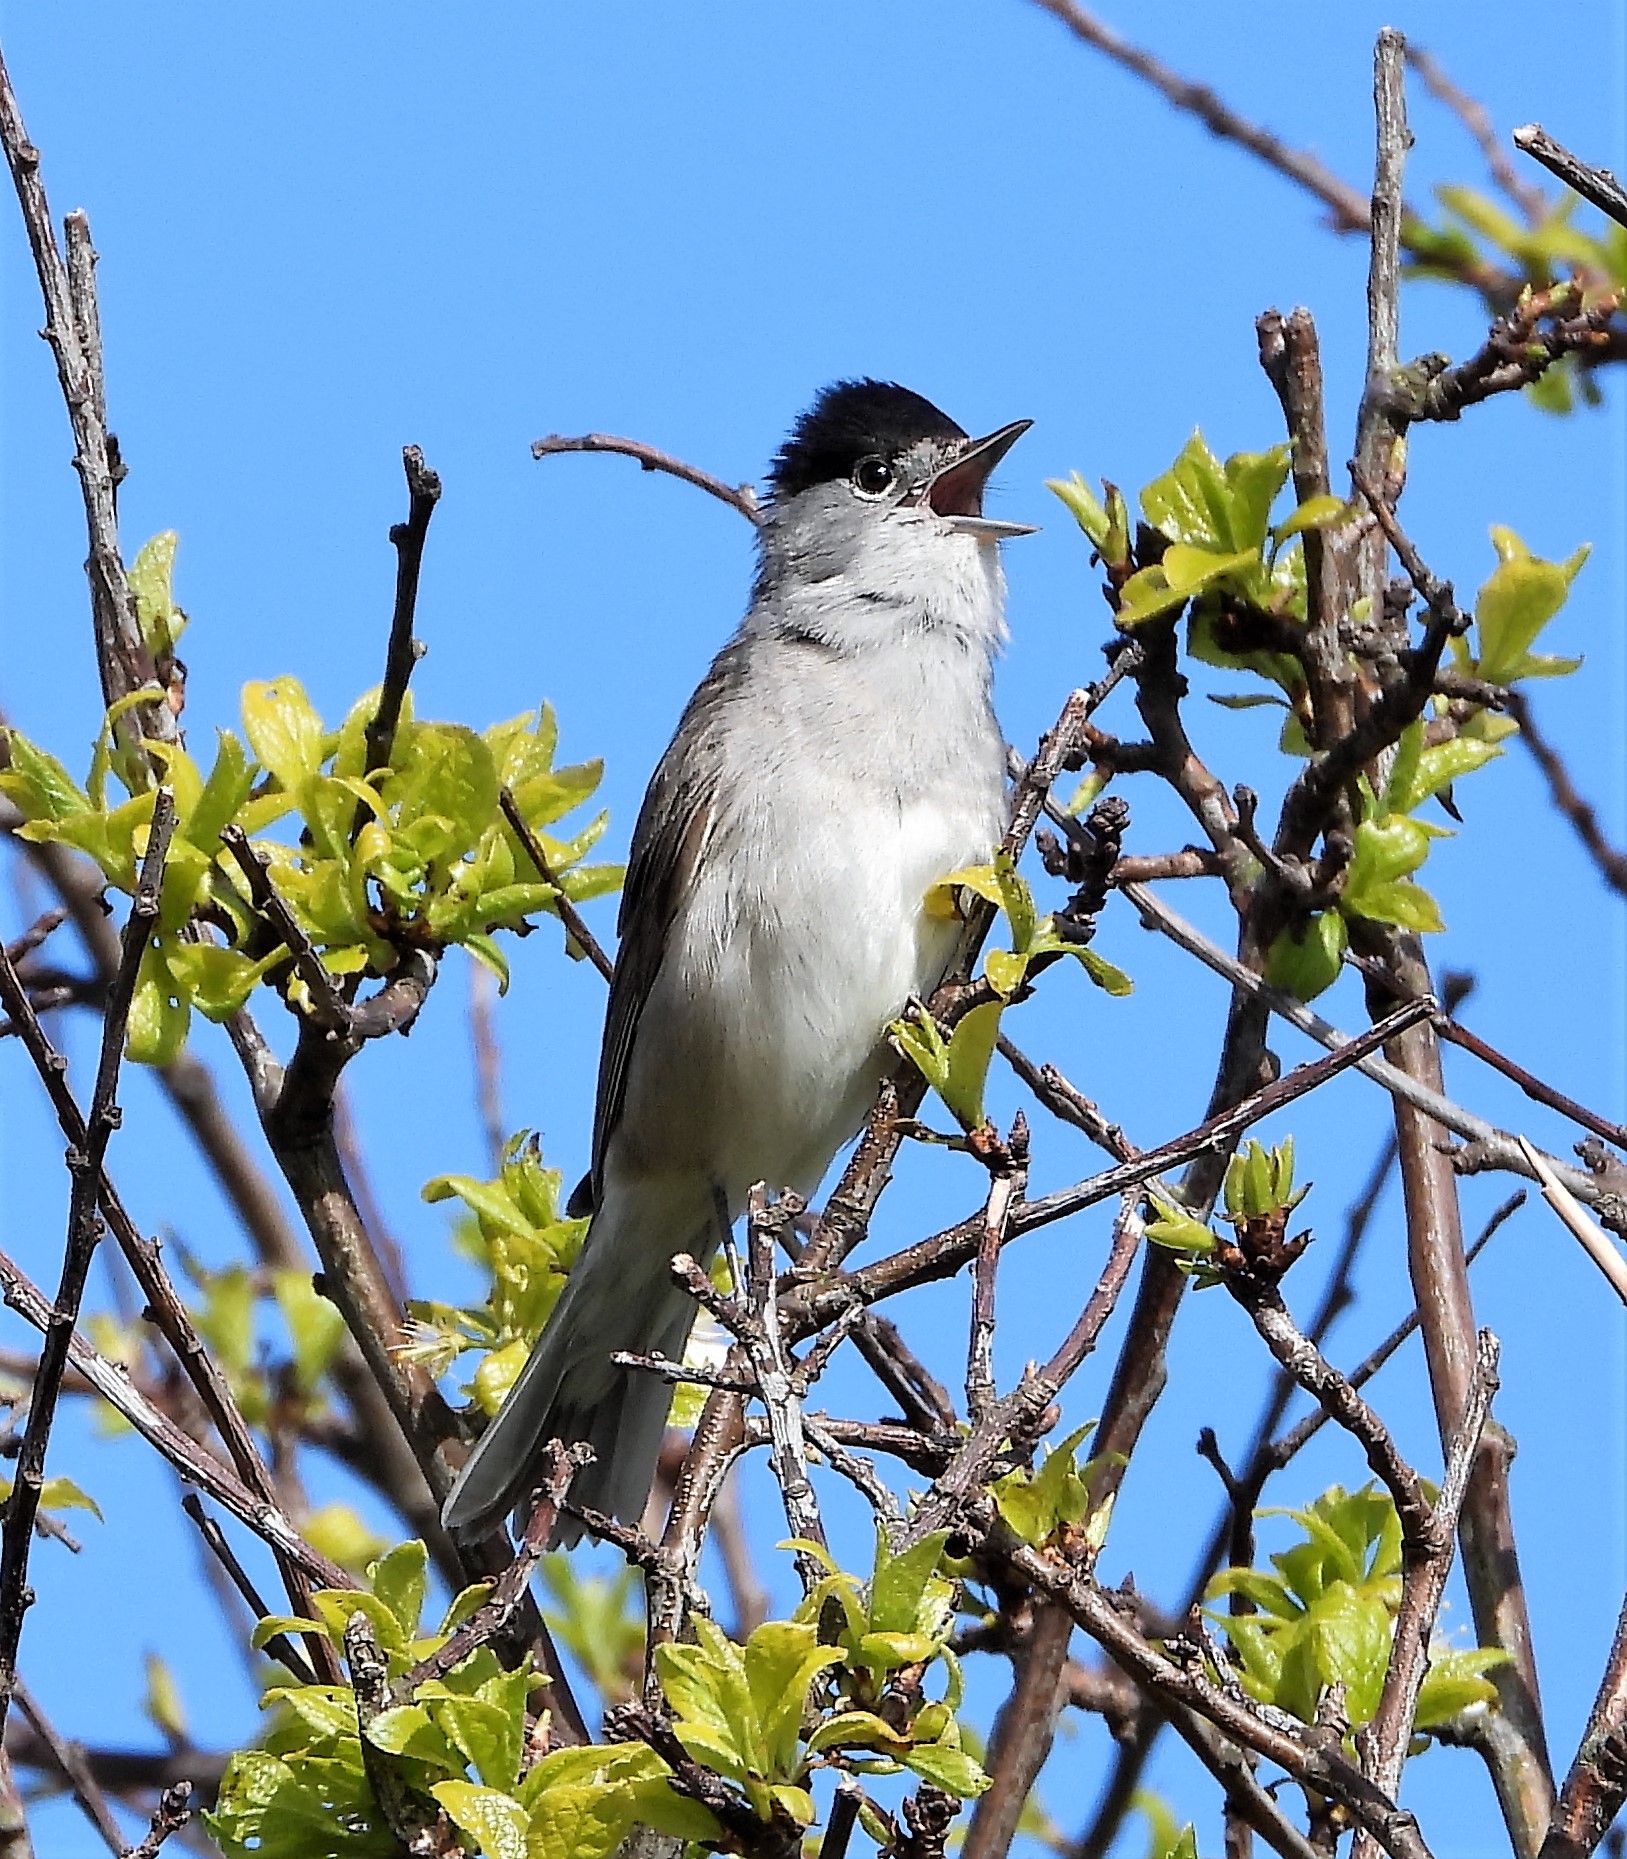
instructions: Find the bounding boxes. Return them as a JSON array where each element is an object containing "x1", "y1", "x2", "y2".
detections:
[
  {"x1": 0, "y1": 1242, "x2": 350, "y2": 1589},
  {"x1": 1354, "y1": 1332, "x2": 1500, "y2": 1853},
  {"x1": 1025, "y1": 0, "x2": 1372, "y2": 232},
  {"x1": 404, "y1": 1440, "x2": 590, "y2": 1697},
  {"x1": 1119, "y1": 881, "x2": 1617, "y2": 1220},
  {"x1": 13, "y1": 1680, "x2": 126, "y2": 1856},
  {"x1": 0, "y1": 793, "x2": 176, "y2": 1735},
  {"x1": 1000, "y1": 1532, "x2": 1437, "y2": 1859},
  {"x1": 1513, "y1": 124, "x2": 1627, "y2": 232},
  {"x1": 1542, "y1": 1594, "x2": 1627, "y2": 1858},
  {"x1": 532, "y1": 431, "x2": 762, "y2": 525},
  {"x1": 180, "y1": 1497, "x2": 318, "y2": 1687},
  {"x1": 0, "y1": 50, "x2": 176, "y2": 754},
  {"x1": 1505, "y1": 690, "x2": 1627, "y2": 899},
  {"x1": 1518, "y1": 1138, "x2": 1627, "y2": 1307},
  {"x1": 127, "y1": 1782, "x2": 192, "y2": 1859},
  {"x1": 1406, "y1": 47, "x2": 1548, "y2": 222},
  {"x1": 499, "y1": 786, "x2": 616, "y2": 982},
  {"x1": 362, "y1": 445, "x2": 442, "y2": 781}
]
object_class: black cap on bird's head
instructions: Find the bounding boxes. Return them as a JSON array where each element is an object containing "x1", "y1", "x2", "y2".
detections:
[
  {"x1": 767, "y1": 379, "x2": 1036, "y2": 540},
  {"x1": 769, "y1": 380, "x2": 967, "y2": 500}
]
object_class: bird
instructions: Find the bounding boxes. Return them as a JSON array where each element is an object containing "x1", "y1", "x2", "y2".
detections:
[{"x1": 443, "y1": 379, "x2": 1034, "y2": 1545}]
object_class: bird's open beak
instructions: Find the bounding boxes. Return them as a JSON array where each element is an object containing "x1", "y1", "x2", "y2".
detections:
[{"x1": 923, "y1": 418, "x2": 1038, "y2": 539}]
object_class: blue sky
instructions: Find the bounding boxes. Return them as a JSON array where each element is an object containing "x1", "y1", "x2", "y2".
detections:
[{"x1": 1, "y1": 4, "x2": 1622, "y2": 1854}]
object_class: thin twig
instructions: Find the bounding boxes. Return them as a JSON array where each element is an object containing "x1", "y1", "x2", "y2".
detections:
[
  {"x1": 1518, "y1": 1138, "x2": 1627, "y2": 1306},
  {"x1": 1353, "y1": 953, "x2": 1627, "y2": 1147},
  {"x1": 498, "y1": 786, "x2": 616, "y2": 981},
  {"x1": 742, "y1": 1194, "x2": 826, "y2": 1578},
  {"x1": 0, "y1": 50, "x2": 175, "y2": 754},
  {"x1": 126, "y1": 1783, "x2": 192, "y2": 1859},
  {"x1": 0, "y1": 938, "x2": 338, "y2": 1666},
  {"x1": 966, "y1": 1124, "x2": 1028, "y2": 1422},
  {"x1": 0, "y1": 1242, "x2": 351, "y2": 1590},
  {"x1": 1354, "y1": 1332, "x2": 1500, "y2": 1854},
  {"x1": 12, "y1": 1680, "x2": 126, "y2": 1856},
  {"x1": 1406, "y1": 47, "x2": 1548, "y2": 222},
  {"x1": 1024, "y1": 0, "x2": 1372, "y2": 232},
  {"x1": 361, "y1": 445, "x2": 442, "y2": 780},
  {"x1": 1118, "y1": 881, "x2": 1614, "y2": 1217},
  {"x1": 401, "y1": 1441, "x2": 590, "y2": 1697},
  {"x1": 1505, "y1": 691, "x2": 1627, "y2": 899},
  {"x1": 1513, "y1": 125, "x2": 1627, "y2": 232},
  {"x1": 218, "y1": 826, "x2": 351, "y2": 1034},
  {"x1": 1265, "y1": 1191, "x2": 1522, "y2": 1473},
  {"x1": 1223, "y1": 1276, "x2": 1434, "y2": 1545},
  {"x1": 180, "y1": 1497, "x2": 318, "y2": 1685},
  {"x1": 0, "y1": 792, "x2": 176, "y2": 1735},
  {"x1": 531, "y1": 431, "x2": 762, "y2": 525},
  {"x1": 999, "y1": 1532, "x2": 1436, "y2": 1859},
  {"x1": 1542, "y1": 1593, "x2": 1627, "y2": 1858}
]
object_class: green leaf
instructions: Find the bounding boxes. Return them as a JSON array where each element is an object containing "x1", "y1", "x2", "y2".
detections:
[
  {"x1": 431, "y1": 1783, "x2": 528, "y2": 1859},
  {"x1": 165, "y1": 941, "x2": 290, "y2": 1022},
  {"x1": 941, "y1": 1000, "x2": 1003, "y2": 1129},
  {"x1": 1264, "y1": 911, "x2": 1348, "y2": 1003},
  {"x1": 1114, "y1": 563, "x2": 1186, "y2": 627},
  {"x1": 368, "y1": 1539, "x2": 428, "y2": 1639},
  {"x1": 1160, "y1": 542, "x2": 1257, "y2": 594},
  {"x1": 186, "y1": 730, "x2": 257, "y2": 849},
  {"x1": 1415, "y1": 1646, "x2": 1509, "y2": 1727},
  {"x1": 655, "y1": 1623, "x2": 750, "y2": 1780},
  {"x1": 868, "y1": 1531, "x2": 951, "y2": 1636},
  {"x1": 1384, "y1": 724, "x2": 1502, "y2": 815},
  {"x1": 1142, "y1": 1194, "x2": 1216, "y2": 1260},
  {"x1": 142, "y1": 1651, "x2": 188, "y2": 1744},
  {"x1": 806, "y1": 1709, "x2": 909, "y2": 1757},
  {"x1": 1069, "y1": 945, "x2": 1134, "y2": 996},
  {"x1": 1140, "y1": 432, "x2": 1288, "y2": 553},
  {"x1": 524, "y1": 1782, "x2": 639, "y2": 1859},
  {"x1": 36, "y1": 1475, "x2": 103, "y2": 1521},
  {"x1": 1047, "y1": 472, "x2": 1111, "y2": 547},
  {"x1": 902, "y1": 1742, "x2": 991, "y2": 1798},
  {"x1": 434, "y1": 1695, "x2": 523, "y2": 1794},
  {"x1": 129, "y1": 530, "x2": 188, "y2": 659},
  {"x1": 615, "y1": 1778, "x2": 723, "y2": 1843},
  {"x1": 745, "y1": 1621, "x2": 844, "y2": 1779},
  {"x1": 251, "y1": 1615, "x2": 335, "y2": 1652},
  {"x1": 983, "y1": 946, "x2": 1027, "y2": 999},
  {"x1": 1270, "y1": 494, "x2": 1349, "y2": 544},
  {"x1": 242, "y1": 678, "x2": 326, "y2": 793},
  {"x1": 0, "y1": 729, "x2": 92, "y2": 824},
  {"x1": 272, "y1": 1269, "x2": 347, "y2": 1394},
  {"x1": 390, "y1": 723, "x2": 500, "y2": 862},
  {"x1": 302, "y1": 1505, "x2": 389, "y2": 1576},
  {"x1": 1469, "y1": 528, "x2": 1587, "y2": 684}
]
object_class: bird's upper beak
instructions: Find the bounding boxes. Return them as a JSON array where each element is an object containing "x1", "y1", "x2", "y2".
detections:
[{"x1": 922, "y1": 418, "x2": 1038, "y2": 540}]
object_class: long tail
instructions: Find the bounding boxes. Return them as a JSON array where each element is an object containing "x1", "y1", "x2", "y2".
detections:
[{"x1": 441, "y1": 1176, "x2": 715, "y2": 1547}]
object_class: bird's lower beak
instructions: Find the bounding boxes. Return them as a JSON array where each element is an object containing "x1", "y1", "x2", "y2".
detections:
[{"x1": 924, "y1": 418, "x2": 1039, "y2": 539}]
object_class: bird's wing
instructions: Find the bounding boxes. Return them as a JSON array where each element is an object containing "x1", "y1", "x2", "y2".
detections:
[{"x1": 584, "y1": 644, "x2": 748, "y2": 1203}]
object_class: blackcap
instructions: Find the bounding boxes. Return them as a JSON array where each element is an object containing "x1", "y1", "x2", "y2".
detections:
[{"x1": 443, "y1": 380, "x2": 1033, "y2": 1543}]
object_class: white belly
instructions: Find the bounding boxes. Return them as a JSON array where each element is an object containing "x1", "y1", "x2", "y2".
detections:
[{"x1": 613, "y1": 782, "x2": 1001, "y2": 1207}]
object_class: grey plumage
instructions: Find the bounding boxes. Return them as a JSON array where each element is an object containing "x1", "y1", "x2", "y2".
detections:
[{"x1": 442, "y1": 381, "x2": 1030, "y2": 1546}]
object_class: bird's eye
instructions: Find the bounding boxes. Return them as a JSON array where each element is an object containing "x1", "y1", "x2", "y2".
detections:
[{"x1": 852, "y1": 455, "x2": 894, "y2": 497}]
